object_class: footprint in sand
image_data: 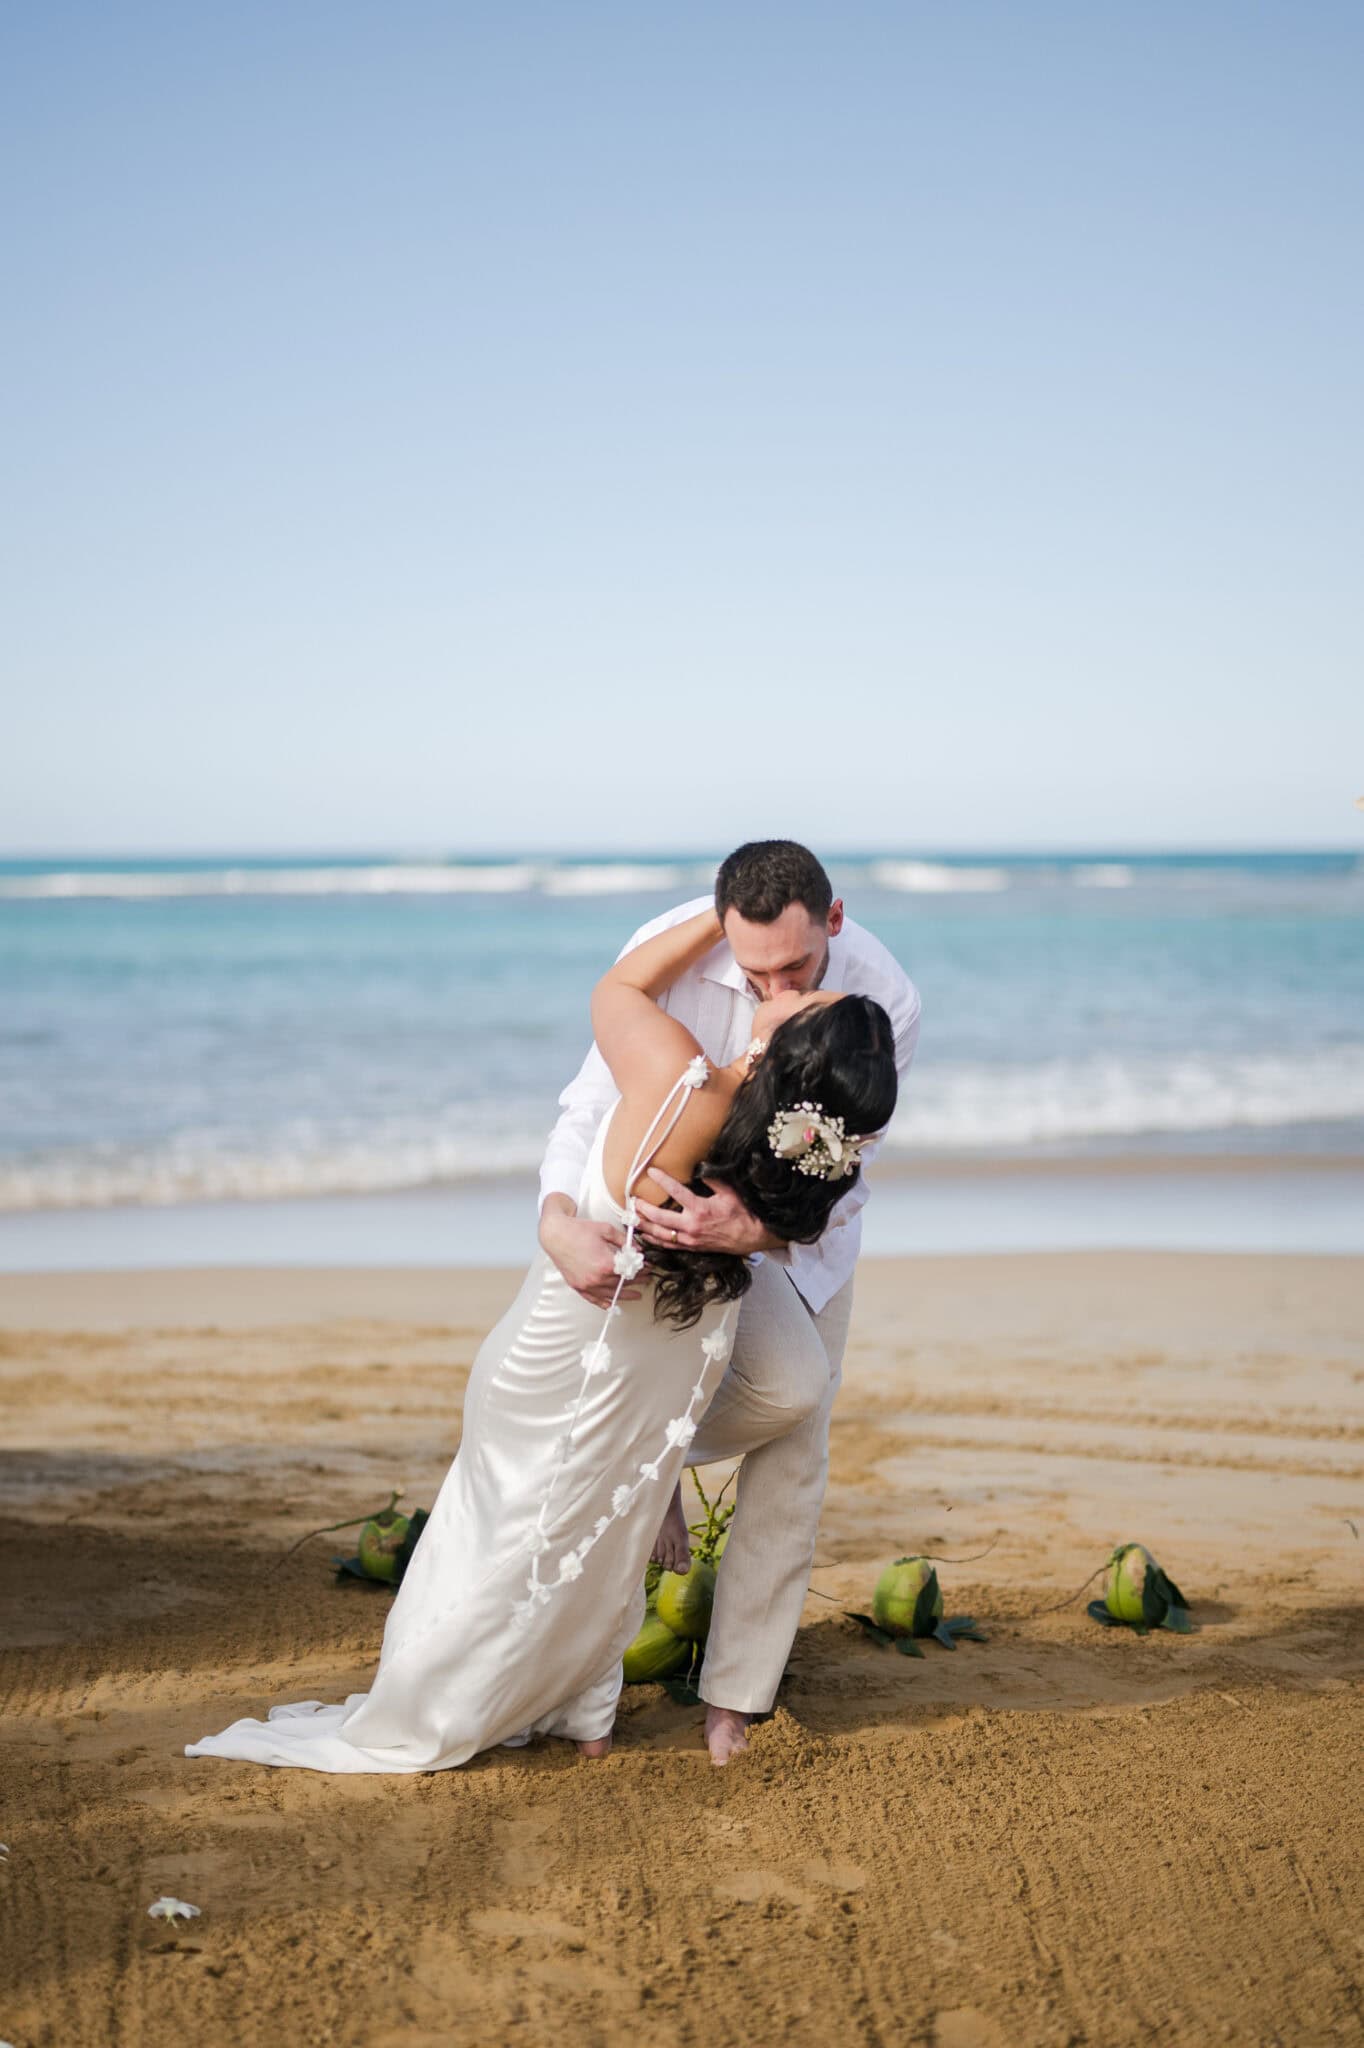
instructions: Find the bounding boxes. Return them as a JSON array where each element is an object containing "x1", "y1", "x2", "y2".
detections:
[
  {"x1": 801, "y1": 1857, "x2": 867, "y2": 1893},
  {"x1": 932, "y1": 2008, "x2": 1010, "y2": 2048},
  {"x1": 468, "y1": 1907, "x2": 586, "y2": 1943},
  {"x1": 714, "y1": 1869, "x2": 818, "y2": 1910},
  {"x1": 492, "y1": 1811, "x2": 556, "y2": 1887},
  {"x1": 461, "y1": 1908, "x2": 633, "y2": 1999},
  {"x1": 713, "y1": 1858, "x2": 868, "y2": 1912}
]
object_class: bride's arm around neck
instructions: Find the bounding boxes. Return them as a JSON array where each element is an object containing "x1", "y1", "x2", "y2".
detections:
[
  {"x1": 590, "y1": 907, "x2": 738, "y2": 1205},
  {"x1": 589, "y1": 905, "x2": 724, "y2": 1100}
]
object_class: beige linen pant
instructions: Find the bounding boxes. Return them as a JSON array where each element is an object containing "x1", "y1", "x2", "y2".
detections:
[{"x1": 684, "y1": 1257, "x2": 854, "y2": 1715}]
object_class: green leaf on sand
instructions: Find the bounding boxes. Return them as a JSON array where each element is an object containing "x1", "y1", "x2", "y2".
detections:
[{"x1": 847, "y1": 1611, "x2": 898, "y2": 1649}]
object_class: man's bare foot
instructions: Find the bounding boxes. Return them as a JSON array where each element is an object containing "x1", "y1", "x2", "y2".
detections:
[
  {"x1": 650, "y1": 1483, "x2": 692, "y2": 1575},
  {"x1": 575, "y1": 1734, "x2": 613, "y2": 1759},
  {"x1": 705, "y1": 1706, "x2": 752, "y2": 1766}
]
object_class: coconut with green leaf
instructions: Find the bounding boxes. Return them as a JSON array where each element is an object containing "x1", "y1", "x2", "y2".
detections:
[
  {"x1": 621, "y1": 1470, "x2": 733, "y2": 1687},
  {"x1": 1088, "y1": 1542, "x2": 1193, "y2": 1634},
  {"x1": 849, "y1": 1554, "x2": 988, "y2": 1655},
  {"x1": 276, "y1": 1489, "x2": 430, "y2": 1588}
]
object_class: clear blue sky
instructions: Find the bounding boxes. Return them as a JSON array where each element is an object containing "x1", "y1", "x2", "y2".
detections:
[{"x1": 3, "y1": 2, "x2": 1360, "y2": 853}]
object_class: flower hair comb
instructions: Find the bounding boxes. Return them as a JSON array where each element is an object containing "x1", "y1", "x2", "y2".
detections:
[{"x1": 766, "y1": 1101, "x2": 870, "y2": 1180}]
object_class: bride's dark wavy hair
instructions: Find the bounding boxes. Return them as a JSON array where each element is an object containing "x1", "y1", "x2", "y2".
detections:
[{"x1": 648, "y1": 994, "x2": 898, "y2": 1329}]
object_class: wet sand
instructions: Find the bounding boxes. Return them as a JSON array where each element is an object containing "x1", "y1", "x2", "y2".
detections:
[{"x1": 2, "y1": 1253, "x2": 1361, "y2": 2047}]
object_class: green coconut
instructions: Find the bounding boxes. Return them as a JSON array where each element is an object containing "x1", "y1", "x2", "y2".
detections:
[
  {"x1": 871, "y1": 1555, "x2": 944, "y2": 1638},
  {"x1": 1096, "y1": 1542, "x2": 1192, "y2": 1631},
  {"x1": 1103, "y1": 1542, "x2": 1154, "y2": 1623},
  {"x1": 622, "y1": 1612, "x2": 693, "y2": 1683},
  {"x1": 655, "y1": 1558, "x2": 717, "y2": 1642},
  {"x1": 357, "y1": 1506, "x2": 412, "y2": 1583}
]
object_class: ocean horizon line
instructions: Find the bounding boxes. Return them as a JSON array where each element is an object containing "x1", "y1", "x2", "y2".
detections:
[{"x1": 1, "y1": 840, "x2": 1360, "y2": 863}]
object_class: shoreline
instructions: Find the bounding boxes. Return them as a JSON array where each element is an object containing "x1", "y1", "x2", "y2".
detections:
[{"x1": 3, "y1": 1149, "x2": 1362, "y2": 1273}]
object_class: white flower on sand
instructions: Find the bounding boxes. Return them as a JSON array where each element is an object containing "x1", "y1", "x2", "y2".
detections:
[
  {"x1": 665, "y1": 1416, "x2": 696, "y2": 1451},
  {"x1": 526, "y1": 1525, "x2": 550, "y2": 1557},
  {"x1": 701, "y1": 1329, "x2": 729, "y2": 1363},
  {"x1": 581, "y1": 1341, "x2": 613, "y2": 1378},
  {"x1": 611, "y1": 1485, "x2": 634, "y2": 1515},
  {"x1": 148, "y1": 1897, "x2": 201, "y2": 1925},
  {"x1": 683, "y1": 1055, "x2": 709, "y2": 1090},
  {"x1": 558, "y1": 1551, "x2": 584, "y2": 1583},
  {"x1": 638, "y1": 1460, "x2": 660, "y2": 1482},
  {"x1": 594, "y1": 1515, "x2": 611, "y2": 1536},
  {"x1": 612, "y1": 1243, "x2": 644, "y2": 1281}
]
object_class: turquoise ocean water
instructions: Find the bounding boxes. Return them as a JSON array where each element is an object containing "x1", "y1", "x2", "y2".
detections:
[{"x1": 1, "y1": 850, "x2": 1361, "y2": 1261}]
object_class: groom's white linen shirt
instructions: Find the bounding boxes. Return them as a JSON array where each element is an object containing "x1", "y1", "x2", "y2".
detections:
[{"x1": 538, "y1": 896, "x2": 921, "y2": 1316}]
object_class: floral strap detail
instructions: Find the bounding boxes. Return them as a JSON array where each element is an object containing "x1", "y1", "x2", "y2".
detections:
[{"x1": 513, "y1": 1053, "x2": 728, "y2": 1624}]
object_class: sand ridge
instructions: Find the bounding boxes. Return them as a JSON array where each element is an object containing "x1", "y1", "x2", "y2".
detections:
[{"x1": 1, "y1": 1253, "x2": 1361, "y2": 2046}]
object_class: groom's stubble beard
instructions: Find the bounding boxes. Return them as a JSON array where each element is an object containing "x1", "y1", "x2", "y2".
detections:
[{"x1": 741, "y1": 936, "x2": 831, "y2": 1006}]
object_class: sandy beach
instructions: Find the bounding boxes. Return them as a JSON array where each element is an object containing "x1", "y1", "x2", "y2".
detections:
[{"x1": 2, "y1": 1251, "x2": 1361, "y2": 2047}]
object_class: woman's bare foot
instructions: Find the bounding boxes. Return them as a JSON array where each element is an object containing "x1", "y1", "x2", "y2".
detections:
[
  {"x1": 650, "y1": 1483, "x2": 692, "y2": 1575},
  {"x1": 575, "y1": 1733, "x2": 613, "y2": 1759},
  {"x1": 705, "y1": 1706, "x2": 752, "y2": 1766}
]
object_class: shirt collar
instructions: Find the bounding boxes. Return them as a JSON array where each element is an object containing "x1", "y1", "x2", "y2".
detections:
[{"x1": 700, "y1": 942, "x2": 751, "y2": 993}]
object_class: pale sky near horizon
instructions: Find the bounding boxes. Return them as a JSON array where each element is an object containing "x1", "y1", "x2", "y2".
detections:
[{"x1": 3, "y1": 3, "x2": 1361, "y2": 855}]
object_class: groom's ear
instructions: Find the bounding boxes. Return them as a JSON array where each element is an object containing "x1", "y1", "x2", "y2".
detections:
[{"x1": 826, "y1": 899, "x2": 845, "y2": 937}]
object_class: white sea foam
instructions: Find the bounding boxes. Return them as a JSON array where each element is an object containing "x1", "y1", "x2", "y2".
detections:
[
  {"x1": 0, "y1": 861, "x2": 700, "y2": 901},
  {"x1": 1071, "y1": 864, "x2": 1134, "y2": 888},
  {"x1": 4, "y1": 1049, "x2": 1362, "y2": 1211},
  {"x1": 869, "y1": 860, "x2": 1011, "y2": 894},
  {"x1": 0, "y1": 1127, "x2": 553, "y2": 1211},
  {"x1": 542, "y1": 863, "x2": 694, "y2": 896},
  {"x1": 879, "y1": 1048, "x2": 1364, "y2": 1154}
]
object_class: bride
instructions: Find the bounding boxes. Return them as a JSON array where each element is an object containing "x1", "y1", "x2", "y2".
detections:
[{"x1": 185, "y1": 905, "x2": 897, "y2": 1772}]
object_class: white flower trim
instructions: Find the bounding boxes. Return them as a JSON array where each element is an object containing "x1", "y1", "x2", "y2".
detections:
[{"x1": 513, "y1": 1055, "x2": 733, "y2": 1624}]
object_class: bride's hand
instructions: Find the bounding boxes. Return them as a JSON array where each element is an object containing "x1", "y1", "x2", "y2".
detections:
[{"x1": 539, "y1": 1203, "x2": 646, "y2": 1307}]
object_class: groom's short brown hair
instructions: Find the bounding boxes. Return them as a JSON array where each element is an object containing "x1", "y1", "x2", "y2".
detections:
[{"x1": 714, "y1": 840, "x2": 834, "y2": 926}]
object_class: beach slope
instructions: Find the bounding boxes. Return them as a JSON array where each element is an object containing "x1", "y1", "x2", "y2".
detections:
[{"x1": 1, "y1": 1253, "x2": 1360, "y2": 2047}]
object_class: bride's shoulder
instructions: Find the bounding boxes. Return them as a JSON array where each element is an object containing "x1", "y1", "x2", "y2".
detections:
[{"x1": 605, "y1": 1047, "x2": 737, "y2": 1199}]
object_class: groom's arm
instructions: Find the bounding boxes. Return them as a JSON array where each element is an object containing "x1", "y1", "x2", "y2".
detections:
[
  {"x1": 538, "y1": 1042, "x2": 635, "y2": 1306},
  {"x1": 538, "y1": 1037, "x2": 620, "y2": 1215}
]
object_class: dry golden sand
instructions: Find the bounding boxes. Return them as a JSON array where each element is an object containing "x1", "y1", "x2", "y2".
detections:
[{"x1": 1, "y1": 1253, "x2": 1361, "y2": 2048}]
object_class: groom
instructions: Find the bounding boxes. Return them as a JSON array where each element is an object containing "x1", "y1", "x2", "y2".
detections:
[{"x1": 538, "y1": 840, "x2": 921, "y2": 1764}]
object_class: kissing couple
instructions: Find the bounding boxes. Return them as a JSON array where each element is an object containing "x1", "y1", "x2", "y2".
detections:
[{"x1": 186, "y1": 840, "x2": 920, "y2": 1772}]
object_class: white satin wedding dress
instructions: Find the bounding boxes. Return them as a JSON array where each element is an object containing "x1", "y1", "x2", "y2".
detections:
[{"x1": 184, "y1": 1063, "x2": 735, "y2": 1773}]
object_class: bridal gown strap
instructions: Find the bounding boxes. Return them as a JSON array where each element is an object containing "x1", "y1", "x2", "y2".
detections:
[{"x1": 184, "y1": 1058, "x2": 735, "y2": 1774}]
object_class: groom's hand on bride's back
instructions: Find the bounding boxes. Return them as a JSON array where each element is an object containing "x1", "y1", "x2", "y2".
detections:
[{"x1": 539, "y1": 1196, "x2": 644, "y2": 1307}]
